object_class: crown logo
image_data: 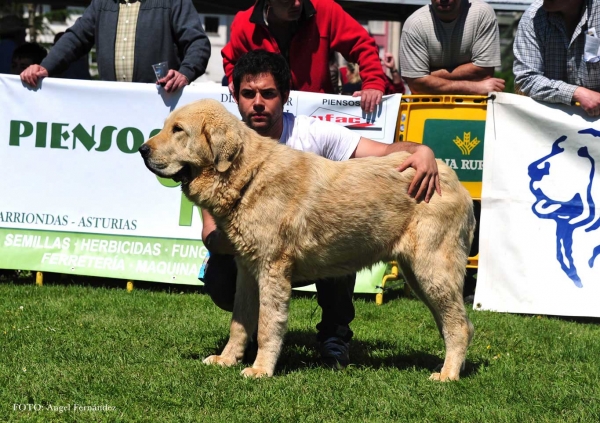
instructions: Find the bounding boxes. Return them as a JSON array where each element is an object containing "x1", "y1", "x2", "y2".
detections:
[{"x1": 453, "y1": 132, "x2": 480, "y2": 155}]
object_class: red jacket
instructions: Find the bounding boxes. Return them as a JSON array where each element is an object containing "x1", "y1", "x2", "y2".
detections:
[
  {"x1": 222, "y1": 0, "x2": 386, "y2": 94},
  {"x1": 385, "y1": 76, "x2": 405, "y2": 95}
]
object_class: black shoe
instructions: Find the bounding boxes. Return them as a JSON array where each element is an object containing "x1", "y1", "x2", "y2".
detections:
[{"x1": 319, "y1": 336, "x2": 350, "y2": 369}]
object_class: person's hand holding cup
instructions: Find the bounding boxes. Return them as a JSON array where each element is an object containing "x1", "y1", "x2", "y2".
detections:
[
  {"x1": 152, "y1": 61, "x2": 189, "y2": 93},
  {"x1": 152, "y1": 61, "x2": 169, "y2": 84}
]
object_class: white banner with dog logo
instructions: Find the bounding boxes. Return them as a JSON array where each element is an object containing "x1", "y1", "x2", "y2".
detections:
[
  {"x1": 0, "y1": 75, "x2": 400, "y2": 291},
  {"x1": 476, "y1": 92, "x2": 600, "y2": 317}
]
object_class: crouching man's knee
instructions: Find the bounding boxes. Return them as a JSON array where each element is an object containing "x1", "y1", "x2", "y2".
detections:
[{"x1": 200, "y1": 253, "x2": 237, "y2": 312}]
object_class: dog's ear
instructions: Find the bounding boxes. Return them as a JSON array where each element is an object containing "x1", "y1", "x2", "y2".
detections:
[{"x1": 208, "y1": 125, "x2": 242, "y2": 173}]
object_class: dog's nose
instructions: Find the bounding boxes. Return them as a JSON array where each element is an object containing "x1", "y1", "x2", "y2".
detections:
[{"x1": 139, "y1": 144, "x2": 151, "y2": 158}]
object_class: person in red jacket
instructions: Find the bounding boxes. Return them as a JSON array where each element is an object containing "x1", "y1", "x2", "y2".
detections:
[
  {"x1": 221, "y1": 0, "x2": 387, "y2": 113},
  {"x1": 381, "y1": 52, "x2": 405, "y2": 94}
]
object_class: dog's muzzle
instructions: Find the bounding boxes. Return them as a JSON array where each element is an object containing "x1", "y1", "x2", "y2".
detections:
[
  {"x1": 138, "y1": 145, "x2": 191, "y2": 184},
  {"x1": 139, "y1": 144, "x2": 151, "y2": 159}
]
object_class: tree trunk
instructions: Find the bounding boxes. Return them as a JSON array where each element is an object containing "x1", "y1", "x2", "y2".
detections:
[{"x1": 27, "y1": 3, "x2": 36, "y2": 42}]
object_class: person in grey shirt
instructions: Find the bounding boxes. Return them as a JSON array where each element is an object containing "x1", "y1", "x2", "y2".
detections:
[
  {"x1": 20, "y1": 0, "x2": 210, "y2": 93},
  {"x1": 400, "y1": 0, "x2": 504, "y2": 95}
]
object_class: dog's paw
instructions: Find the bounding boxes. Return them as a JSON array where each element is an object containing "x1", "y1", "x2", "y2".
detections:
[
  {"x1": 240, "y1": 367, "x2": 271, "y2": 378},
  {"x1": 429, "y1": 372, "x2": 460, "y2": 382},
  {"x1": 202, "y1": 355, "x2": 238, "y2": 367}
]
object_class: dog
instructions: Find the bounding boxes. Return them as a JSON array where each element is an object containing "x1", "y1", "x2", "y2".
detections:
[
  {"x1": 528, "y1": 129, "x2": 600, "y2": 287},
  {"x1": 140, "y1": 99, "x2": 476, "y2": 380}
]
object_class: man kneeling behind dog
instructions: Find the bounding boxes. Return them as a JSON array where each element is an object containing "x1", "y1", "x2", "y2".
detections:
[
  {"x1": 141, "y1": 50, "x2": 475, "y2": 380},
  {"x1": 200, "y1": 50, "x2": 441, "y2": 369}
]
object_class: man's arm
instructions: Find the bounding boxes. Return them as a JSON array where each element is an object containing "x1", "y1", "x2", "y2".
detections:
[
  {"x1": 382, "y1": 53, "x2": 405, "y2": 93},
  {"x1": 405, "y1": 73, "x2": 505, "y2": 95},
  {"x1": 170, "y1": 0, "x2": 211, "y2": 84},
  {"x1": 328, "y1": 1, "x2": 386, "y2": 113},
  {"x1": 513, "y1": 9, "x2": 579, "y2": 105},
  {"x1": 352, "y1": 138, "x2": 441, "y2": 203},
  {"x1": 21, "y1": 1, "x2": 98, "y2": 86},
  {"x1": 201, "y1": 209, "x2": 236, "y2": 255},
  {"x1": 430, "y1": 63, "x2": 494, "y2": 81}
]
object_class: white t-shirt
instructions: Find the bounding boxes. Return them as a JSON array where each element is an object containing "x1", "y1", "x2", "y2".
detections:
[{"x1": 279, "y1": 113, "x2": 361, "y2": 161}]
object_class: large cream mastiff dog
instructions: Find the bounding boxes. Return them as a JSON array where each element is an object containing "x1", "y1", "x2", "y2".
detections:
[{"x1": 140, "y1": 99, "x2": 476, "y2": 381}]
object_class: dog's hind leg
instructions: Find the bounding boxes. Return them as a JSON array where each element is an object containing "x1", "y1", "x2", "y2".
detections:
[
  {"x1": 241, "y1": 261, "x2": 293, "y2": 378},
  {"x1": 203, "y1": 263, "x2": 259, "y2": 368},
  {"x1": 397, "y1": 235, "x2": 474, "y2": 382}
]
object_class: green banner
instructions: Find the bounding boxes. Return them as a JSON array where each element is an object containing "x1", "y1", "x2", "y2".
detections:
[
  {"x1": 0, "y1": 228, "x2": 206, "y2": 285},
  {"x1": 422, "y1": 119, "x2": 485, "y2": 182},
  {"x1": 0, "y1": 228, "x2": 392, "y2": 293}
]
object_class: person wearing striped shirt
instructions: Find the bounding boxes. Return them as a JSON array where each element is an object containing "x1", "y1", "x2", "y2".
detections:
[
  {"x1": 513, "y1": 0, "x2": 600, "y2": 116},
  {"x1": 400, "y1": 0, "x2": 505, "y2": 95}
]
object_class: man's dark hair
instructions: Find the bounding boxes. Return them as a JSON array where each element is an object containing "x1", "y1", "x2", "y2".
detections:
[
  {"x1": 232, "y1": 50, "x2": 291, "y2": 99},
  {"x1": 12, "y1": 42, "x2": 47, "y2": 65}
]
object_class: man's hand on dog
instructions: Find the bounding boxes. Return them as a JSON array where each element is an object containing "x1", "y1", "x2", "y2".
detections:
[
  {"x1": 20, "y1": 64, "x2": 49, "y2": 87},
  {"x1": 397, "y1": 145, "x2": 441, "y2": 203}
]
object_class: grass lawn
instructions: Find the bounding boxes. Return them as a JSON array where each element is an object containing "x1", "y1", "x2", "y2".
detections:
[{"x1": 1, "y1": 275, "x2": 599, "y2": 422}]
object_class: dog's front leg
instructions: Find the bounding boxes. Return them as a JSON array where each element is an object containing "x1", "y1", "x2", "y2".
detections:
[
  {"x1": 241, "y1": 268, "x2": 292, "y2": 378},
  {"x1": 203, "y1": 264, "x2": 258, "y2": 368}
]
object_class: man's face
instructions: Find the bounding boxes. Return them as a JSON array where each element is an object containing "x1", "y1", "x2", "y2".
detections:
[
  {"x1": 236, "y1": 73, "x2": 286, "y2": 137},
  {"x1": 430, "y1": 0, "x2": 462, "y2": 21},
  {"x1": 268, "y1": 0, "x2": 303, "y2": 22},
  {"x1": 542, "y1": 0, "x2": 582, "y2": 14}
]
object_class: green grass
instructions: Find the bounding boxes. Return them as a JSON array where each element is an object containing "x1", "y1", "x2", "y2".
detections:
[{"x1": 1, "y1": 278, "x2": 599, "y2": 422}]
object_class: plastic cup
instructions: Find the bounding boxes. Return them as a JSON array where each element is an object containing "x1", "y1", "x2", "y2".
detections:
[{"x1": 152, "y1": 62, "x2": 169, "y2": 83}]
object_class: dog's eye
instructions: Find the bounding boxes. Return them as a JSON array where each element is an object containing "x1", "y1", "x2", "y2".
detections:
[{"x1": 172, "y1": 125, "x2": 183, "y2": 134}]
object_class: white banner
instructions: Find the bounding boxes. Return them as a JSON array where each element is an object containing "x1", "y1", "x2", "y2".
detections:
[
  {"x1": 0, "y1": 75, "x2": 400, "y2": 290},
  {"x1": 476, "y1": 92, "x2": 600, "y2": 317}
]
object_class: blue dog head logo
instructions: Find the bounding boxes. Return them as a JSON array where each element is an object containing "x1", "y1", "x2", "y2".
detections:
[{"x1": 528, "y1": 129, "x2": 600, "y2": 287}]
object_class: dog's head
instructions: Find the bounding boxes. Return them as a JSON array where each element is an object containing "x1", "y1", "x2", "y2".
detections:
[
  {"x1": 139, "y1": 99, "x2": 245, "y2": 183},
  {"x1": 528, "y1": 134, "x2": 596, "y2": 226}
]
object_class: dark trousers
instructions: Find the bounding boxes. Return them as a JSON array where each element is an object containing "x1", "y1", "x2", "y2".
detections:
[
  {"x1": 201, "y1": 253, "x2": 355, "y2": 342},
  {"x1": 464, "y1": 200, "x2": 481, "y2": 297}
]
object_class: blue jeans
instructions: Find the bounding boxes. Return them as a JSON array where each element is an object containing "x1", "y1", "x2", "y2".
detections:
[{"x1": 201, "y1": 253, "x2": 355, "y2": 342}]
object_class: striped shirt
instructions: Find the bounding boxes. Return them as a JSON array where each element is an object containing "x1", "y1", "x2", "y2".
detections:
[
  {"x1": 400, "y1": 0, "x2": 501, "y2": 79},
  {"x1": 114, "y1": 0, "x2": 141, "y2": 82},
  {"x1": 513, "y1": 0, "x2": 600, "y2": 105}
]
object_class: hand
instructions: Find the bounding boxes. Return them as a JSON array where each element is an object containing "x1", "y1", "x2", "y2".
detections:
[
  {"x1": 352, "y1": 88, "x2": 383, "y2": 113},
  {"x1": 157, "y1": 69, "x2": 189, "y2": 93},
  {"x1": 397, "y1": 145, "x2": 441, "y2": 203},
  {"x1": 20, "y1": 64, "x2": 48, "y2": 87},
  {"x1": 573, "y1": 87, "x2": 600, "y2": 116},
  {"x1": 383, "y1": 52, "x2": 395, "y2": 70},
  {"x1": 475, "y1": 78, "x2": 505, "y2": 94}
]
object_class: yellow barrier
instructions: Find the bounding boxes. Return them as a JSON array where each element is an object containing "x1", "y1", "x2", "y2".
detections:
[
  {"x1": 396, "y1": 95, "x2": 488, "y2": 199},
  {"x1": 376, "y1": 262, "x2": 400, "y2": 305},
  {"x1": 398, "y1": 95, "x2": 486, "y2": 268}
]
